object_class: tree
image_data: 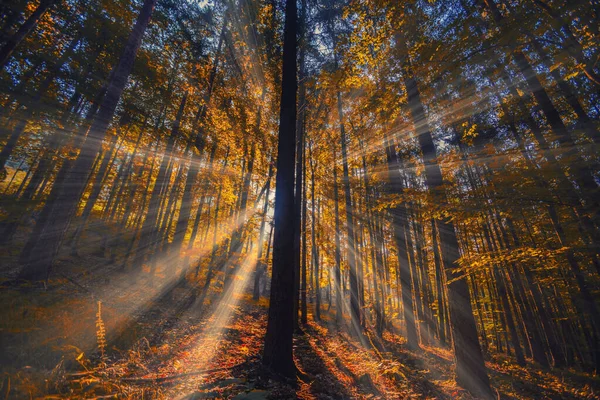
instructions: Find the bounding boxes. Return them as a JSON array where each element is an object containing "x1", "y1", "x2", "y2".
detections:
[{"x1": 262, "y1": 0, "x2": 298, "y2": 379}]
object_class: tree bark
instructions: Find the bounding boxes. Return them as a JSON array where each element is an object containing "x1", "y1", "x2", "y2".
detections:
[{"x1": 262, "y1": 0, "x2": 297, "y2": 379}]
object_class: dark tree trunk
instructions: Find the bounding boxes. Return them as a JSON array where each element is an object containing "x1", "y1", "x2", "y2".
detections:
[
  {"x1": 300, "y1": 143, "x2": 308, "y2": 324},
  {"x1": 314, "y1": 196, "x2": 321, "y2": 321},
  {"x1": 262, "y1": 0, "x2": 297, "y2": 379},
  {"x1": 431, "y1": 219, "x2": 447, "y2": 345},
  {"x1": 293, "y1": 0, "x2": 307, "y2": 330},
  {"x1": 332, "y1": 143, "x2": 343, "y2": 326}
]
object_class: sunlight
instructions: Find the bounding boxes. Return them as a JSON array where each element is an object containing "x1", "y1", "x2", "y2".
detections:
[{"x1": 167, "y1": 250, "x2": 258, "y2": 400}]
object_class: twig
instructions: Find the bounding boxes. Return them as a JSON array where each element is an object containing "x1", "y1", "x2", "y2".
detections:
[
  {"x1": 2, "y1": 376, "x2": 10, "y2": 400},
  {"x1": 58, "y1": 272, "x2": 91, "y2": 294},
  {"x1": 67, "y1": 371, "x2": 97, "y2": 378}
]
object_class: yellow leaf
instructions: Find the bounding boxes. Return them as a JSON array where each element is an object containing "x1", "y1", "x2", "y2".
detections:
[{"x1": 564, "y1": 70, "x2": 580, "y2": 80}]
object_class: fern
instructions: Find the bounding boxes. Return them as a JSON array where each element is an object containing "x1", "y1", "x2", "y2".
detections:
[{"x1": 96, "y1": 301, "x2": 106, "y2": 363}]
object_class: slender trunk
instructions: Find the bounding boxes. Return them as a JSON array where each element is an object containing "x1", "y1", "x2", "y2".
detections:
[
  {"x1": 314, "y1": 196, "x2": 321, "y2": 321},
  {"x1": 336, "y1": 92, "x2": 360, "y2": 335},
  {"x1": 189, "y1": 142, "x2": 218, "y2": 252},
  {"x1": 70, "y1": 132, "x2": 120, "y2": 246},
  {"x1": 301, "y1": 142, "x2": 308, "y2": 324},
  {"x1": 431, "y1": 219, "x2": 447, "y2": 345},
  {"x1": 14, "y1": 153, "x2": 38, "y2": 197},
  {"x1": 107, "y1": 119, "x2": 147, "y2": 221},
  {"x1": 407, "y1": 210, "x2": 423, "y2": 343},
  {"x1": 361, "y1": 146, "x2": 384, "y2": 335},
  {"x1": 332, "y1": 143, "x2": 343, "y2": 326},
  {"x1": 308, "y1": 144, "x2": 319, "y2": 322},
  {"x1": 253, "y1": 163, "x2": 272, "y2": 300},
  {"x1": 2, "y1": 158, "x2": 25, "y2": 194}
]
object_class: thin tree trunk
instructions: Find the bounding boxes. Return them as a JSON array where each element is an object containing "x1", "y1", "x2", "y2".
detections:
[
  {"x1": 431, "y1": 219, "x2": 447, "y2": 345},
  {"x1": 253, "y1": 163, "x2": 272, "y2": 300},
  {"x1": 332, "y1": 142, "x2": 343, "y2": 326},
  {"x1": 336, "y1": 89, "x2": 360, "y2": 336},
  {"x1": 70, "y1": 132, "x2": 120, "y2": 247}
]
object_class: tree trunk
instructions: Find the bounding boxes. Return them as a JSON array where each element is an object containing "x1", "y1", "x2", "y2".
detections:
[
  {"x1": 70, "y1": 132, "x2": 120, "y2": 247},
  {"x1": 431, "y1": 219, "x2": 447, "y2": 345},
  {"x1": 335, "y1": 91, "x2": 360, "y2": 336},
  {"x1": 253, "y1": 163, "x2": 272, "y2": 300},
  {"x1": 262, "y1": 0, "x2": 297, "y2": 379},
  {"x1": 300, "y1": 146, "x2": 308, "y2": 324},
  {"x1": 332, "y1": 143, "x2": 343, "y2": 326}
]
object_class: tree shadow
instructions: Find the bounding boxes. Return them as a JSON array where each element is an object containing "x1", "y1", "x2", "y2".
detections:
[
  {"x1": 376, "y1": 336, "x2": 450, "y2": 398},
  {"x1": 107, "y1": 253, "x2": 235, "y2": 353},
  {"x1": 484, "y1": 362, "x2": 589, "y2": 400},
  {"x1": 108, "y1": 272, "x2": 198, "y2": 351},
  {"x1": 293, "y1": 331, "x2": 356, "y2": 399}
]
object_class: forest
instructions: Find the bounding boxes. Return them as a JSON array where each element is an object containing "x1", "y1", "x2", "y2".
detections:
[{"x1": 0, "y1": 0, "x2": 599, "y2": 398}]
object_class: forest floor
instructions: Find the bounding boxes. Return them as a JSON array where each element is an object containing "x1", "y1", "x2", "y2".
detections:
[{"x1": 1, "y1": 230, "x2": 599, "y2": 399}]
